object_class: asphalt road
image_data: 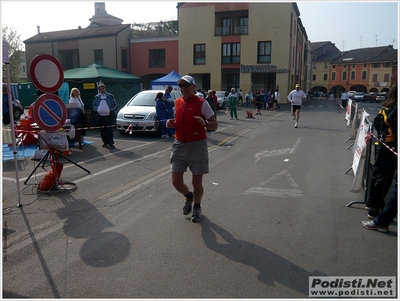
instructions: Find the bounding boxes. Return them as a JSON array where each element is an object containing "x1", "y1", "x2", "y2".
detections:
[{"x1": 2, "y1": 98, "x2": 397, "y2": 298}]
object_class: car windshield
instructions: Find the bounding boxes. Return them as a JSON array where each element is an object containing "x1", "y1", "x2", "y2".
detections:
[{"x1": 127, "y1": 93, "x2": 158, "y2": 106}]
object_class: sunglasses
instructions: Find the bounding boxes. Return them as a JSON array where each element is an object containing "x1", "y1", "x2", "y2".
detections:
[{"x1": 178, "y1": 82, "x2": 192, "y2": 88}]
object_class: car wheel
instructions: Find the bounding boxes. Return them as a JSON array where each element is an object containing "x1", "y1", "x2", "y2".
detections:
[
  {"x1": 13, "y1": 108, "x2": 22, "y2": 120},
  {"x1": 119, "y1": 130, "x2": 127, "y2": 135}
]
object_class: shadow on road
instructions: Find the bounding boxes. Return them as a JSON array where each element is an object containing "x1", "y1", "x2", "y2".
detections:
[{"x1": 201, "y1": 216, "x2": 326, "y2": 295}]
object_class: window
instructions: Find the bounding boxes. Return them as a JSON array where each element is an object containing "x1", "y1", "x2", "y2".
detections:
[
  {"x1": 363, "y1": 63, "x2": 367, "y2": 68},
  {"x1": 343, "y1": 65, "x2": 347, "y2": 68},
  {"x1": 324, "y1": 62, "x2": 328, "y2": 69},
  {"x1": 351, "y1": 71, "x2": 356, "y2": 80},
  {"x1": 236, "y1": 17, "x2": 248, "y2": 34},
  {"x1": 222, "y1": 18, "x2": 232, "y2": 35},
  {"x1": 313, "y1": 63, "x2": 317, "y2": 70},
  {"x1": 312, "y1": 74, "x2": 316, "y2": 81},
  {"x1": 323, "y1": 74, "x2": 328, "y2": 80},
  {"x1": 65, "y1": 52, "x2": 74, "y2": 69},
  {"x1": 372, "y1": 74, "x2": 378, "y2": 82},
  {"x1": 362, "y1": 70, "x2": 367, "y2": 80},
  {"x1": 149, "y1": 49, "x2": 165, "y2": 68},
  {"x1": 383, "y1": 62, "x2": 391, "y2": 68},
  {"x1": 94, "y1": 49, "x2": 103, "y2": 65},
  {"x1": 332, "y1": 65, "x2": 336, "y2": 68},
  {"x1": 331, "y1": 72, "x2": 336, "y2": 81},
  {"x1": 342, "y1": 71, "x2": 347, "y2": 80},
  {"x1": 121, "y1": 49, "x2": 128, "y2": 69},
  {"x1": 258, "y1": 41, "x2": 271, "y2": 64},
  {"x1": 384, "y1": 74, "x2": 390, "y2": 82},
  {"x1": 222, "y1": 43, "x2": 240, "y2": 64},
  {"x1": 372, "y1": 63, "x2": 380, "y2": 68},
  {"x1": 194, "y1": 44, "x2": 206, "y2": 65},
  {"x1": 352, "y1": 64, "x2": 356, "y2": 68}
]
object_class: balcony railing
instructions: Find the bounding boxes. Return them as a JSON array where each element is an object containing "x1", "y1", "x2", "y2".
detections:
[{"x1": 215, "y1": 26, "x2": 248, "y2": 36}]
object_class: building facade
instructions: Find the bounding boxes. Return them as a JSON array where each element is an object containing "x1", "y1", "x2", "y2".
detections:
[
  {"x1": 328, "y1": 45, "x2": 397, "y2": 95},
  {"x1": 176, "y1": 2, "x2": 309, "y2": 100},
  {"x1": 308, "y1": 41, "x2": 342, "y2": 96},
  {"x1": 24, "y1": 2, "x2": 131, "y2": 73}
]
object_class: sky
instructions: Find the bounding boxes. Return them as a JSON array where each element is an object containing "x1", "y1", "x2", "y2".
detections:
[{"x1": 1, "y1": 0, "x2": 398, "y2": 52}]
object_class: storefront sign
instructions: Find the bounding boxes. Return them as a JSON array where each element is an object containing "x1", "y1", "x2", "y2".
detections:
[
  {"x1": 83, "y1": 83, "x2": 96, "y2": 89},
  {"x1": 240, "y1": 64, "x2": 288, "y2": 73}
]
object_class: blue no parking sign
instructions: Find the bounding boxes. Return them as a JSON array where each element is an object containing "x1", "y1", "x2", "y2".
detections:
[{"x1": 33, "y1": 94, "x2": 67, "y2": 132}]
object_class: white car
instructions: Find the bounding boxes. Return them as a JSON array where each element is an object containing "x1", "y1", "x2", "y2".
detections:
[
  {"x1": 116, "y1": 90, "x2": 181, "y2": 135},
  {"x1": 353, "y1": 92, "x2": 364, "y2": 102},
  {"x1": 215, "y1": 91, "x2": 228, "y2": 109},
  {"x1": 347, "y1": 91, "x2": 356, "y2": 98}
]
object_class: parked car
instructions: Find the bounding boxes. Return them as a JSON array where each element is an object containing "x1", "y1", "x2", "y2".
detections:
[
  {"x1": 361, "y1": 93, "x2": 375, "y2": 102},
  {"x1": 215, "y1": 91, "x2": 228, "y2": 109},
  {"x1": 347, "y1": 91, "x2": 356, "y2": 98},
  {"x1": 353, "y1": 92, "x2": 364, "y2": 102},
  {"x1": 376, "y1": 92, "x2": 387, "y2": 103},
  {"x1": 116, "y1": 90, "x2": 182, "y2": 135}
]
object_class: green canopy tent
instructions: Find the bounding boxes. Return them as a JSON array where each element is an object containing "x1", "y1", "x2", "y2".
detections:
[{"x1": 63, "y1": 64, "x2": 142, "y2": 124}]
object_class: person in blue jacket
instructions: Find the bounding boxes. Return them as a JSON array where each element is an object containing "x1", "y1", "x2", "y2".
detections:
[
  {"x1": 92, "y1": 83, "x2": 117, "y2": 149},
  {"x1": 164, "y1": 86, "x2": 175, "y2": 137},
  {"x1": 155, "y1": 92, "x2": 168, "y2": 139}
]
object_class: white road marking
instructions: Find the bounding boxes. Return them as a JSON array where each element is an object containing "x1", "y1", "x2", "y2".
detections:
[{"x1": 243, "y1": 169, "x2": 304, "y2": 198}]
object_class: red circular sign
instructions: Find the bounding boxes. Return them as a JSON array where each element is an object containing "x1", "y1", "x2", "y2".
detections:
[
  {"x1": 33, "y1": 94, "x2": 67, "y2": 131},
  {"x1": 29, "y1": 54, "x2": 64, "y2": 93}
]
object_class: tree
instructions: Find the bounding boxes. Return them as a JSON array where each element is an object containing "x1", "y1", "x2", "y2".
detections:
[
  {"x1": 131, "y1": 20, "x2": 178, "y2": 37},
  {"x1": 2, "y1": 25, "x2": 24, "y2": 83}
]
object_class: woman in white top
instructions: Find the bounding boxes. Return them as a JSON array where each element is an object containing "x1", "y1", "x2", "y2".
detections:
[{"x1": 68, "y1": 88, "x2": 86, "y2": 149}]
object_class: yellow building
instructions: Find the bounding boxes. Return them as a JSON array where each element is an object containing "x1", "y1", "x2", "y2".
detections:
[{"x1": 177, "y1": 2, "x2": 309, "y2": 101}]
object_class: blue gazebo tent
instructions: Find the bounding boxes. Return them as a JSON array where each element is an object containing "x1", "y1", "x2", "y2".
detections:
[{"x1": 150, "y1": 70, "x2": 182, "y2": 90}]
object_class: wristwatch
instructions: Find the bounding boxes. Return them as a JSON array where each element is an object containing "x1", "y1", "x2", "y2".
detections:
[{"x1": 204, "y1": 119, "x2": 209, "y2": 126}]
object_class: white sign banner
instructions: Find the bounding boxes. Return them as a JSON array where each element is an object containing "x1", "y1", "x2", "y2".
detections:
[{"x1": 351, "y1": 110, "x2": 370, "y2": 193}]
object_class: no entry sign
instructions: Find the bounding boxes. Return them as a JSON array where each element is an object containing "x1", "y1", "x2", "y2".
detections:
[
  {"x1": 33, "y1": 94, "x2": 67, "y2": 131},
  {"x1": 29, "y1": 54, "x2": 64, "y2": 93}
]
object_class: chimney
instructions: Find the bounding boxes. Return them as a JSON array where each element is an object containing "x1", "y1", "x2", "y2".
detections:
[{"x1": 37, "y1": 25, "x2": 40, "y2": 34}]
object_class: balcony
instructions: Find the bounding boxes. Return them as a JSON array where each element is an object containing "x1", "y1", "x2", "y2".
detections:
[{"x1": 215, "y1": 25, "x2": 248, "y2": 36}]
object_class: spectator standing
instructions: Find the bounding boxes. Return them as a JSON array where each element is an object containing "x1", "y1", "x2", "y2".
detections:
[
  {"x1": 197, "y1": 89, "x2": 204, "y2": 98},
  {"x1": 365, "y1": 83, "x2": 397, "y2": 219},
  {"x1": 266, "y1": 90, "x2": 273, "y2": 110},
  {"x1": 2, "y1": 85, "x2": 10, "y2": 125},
  {"x1": 164, "y1": 85, "x2": 175, "y2": 137},
  {"x1": 274, "y1": 89, "x2": 281, "y2": 109},
  {"x1": 287, "y1": 84, "x2": 306, "y2": 128},
  {"x1": 228, "y1": 87, "x2": 239, "y2": 120},
  {"x1": 255, "y1": 91, "x2": 264, "y2": 115},
  {"x1": 362, "y1": 178, "x2": 397, "y2": 233},
  {"x1": 92, "y1": 83, "x2": 117, "y2": 149},
  {"x1": 166, "y1": 75, "x2": 218, "y2": 222},
  {"x1": 245, "y1": 91, "x2": 252, "y2": 108},
  {"x1": 155, "y1": 92, "x2": 169, "y2": 139},
  {"x1": 205, "y1": 90, "x2": 217, "y2": 122},
  {"x1": 68, "y1": 88, "x2": 86, "y2": 149},
  {"x1": 212, "y1": 90, "x2": 218, "y2": 119},
  {"x1": 341, "y1": 90, "x2": 349, "y2": 109}
]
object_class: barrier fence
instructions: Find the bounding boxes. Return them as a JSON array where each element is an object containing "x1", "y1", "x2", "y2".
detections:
[{"x1": 344, "y1": 100, "x2": 397, "y2": 208}]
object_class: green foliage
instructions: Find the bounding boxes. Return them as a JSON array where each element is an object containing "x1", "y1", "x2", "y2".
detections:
[
  {"x1": 131, "y1": 20, "x2": 178, "y2": 37},
  {"x1": 2, "y1": 25, "x2": 24, "y2": 83}
]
